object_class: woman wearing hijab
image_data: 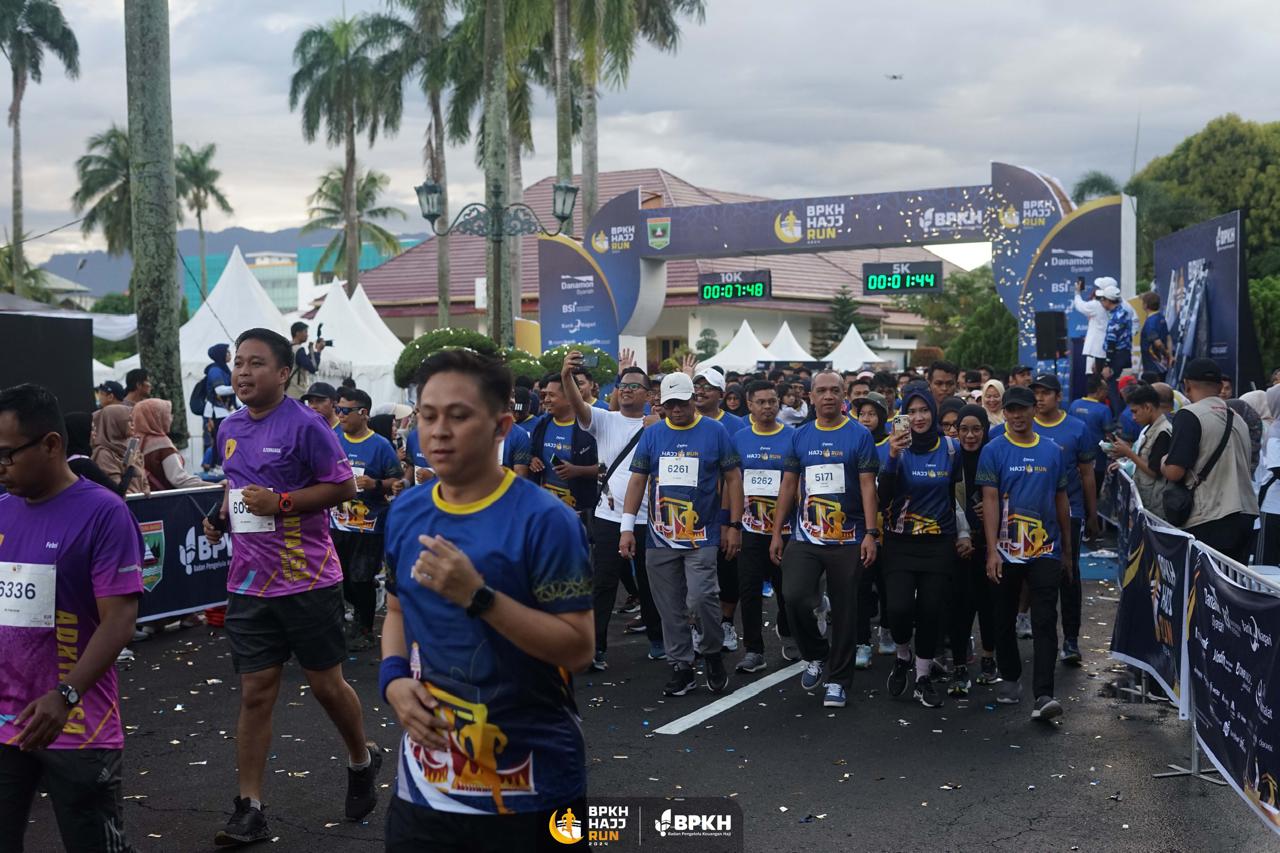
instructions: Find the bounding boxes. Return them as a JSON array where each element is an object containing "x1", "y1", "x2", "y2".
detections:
[
  {"x1": 949, "y1": 404, "x2": 1000, "y2": 692},
  {"x1": 1256, "y1": 385, "x2": 1280, "y2": 564},
  {"x1": 981, "y1": 379, "x2": 1006, "y2": 427},
  {"x1": 723, "y1": 383, "x2": 750, "y2": 420},
  {"x1": 132, "y1": 398, "x2": 204, "y2": 491},
  {"x1": 854, "y1": 393, "x2": 895, "y2": 662},
  {"x1": 938, "y1": 396, "x2": 965, "y2": 439},
  {"x1": 92, "y1": 405, "x2": 143, "y2": 494},
  {"x1": 878, "y1": 383, "x2": 963, "y2": 709},
  {"x1": 65, "y1": 411, "x2": 118, "y2": 490}
]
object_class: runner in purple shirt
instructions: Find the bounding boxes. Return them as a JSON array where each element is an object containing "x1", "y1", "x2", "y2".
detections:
[
  {"x1": 202, "y1": 329, "x2": 381, "y2": 847},
  {"x1": 0, "y1": 384, "x2": 143, "y2": 851}
]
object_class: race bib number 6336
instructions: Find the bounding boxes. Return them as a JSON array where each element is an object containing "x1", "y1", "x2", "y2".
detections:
[{"x1": 0, "y1": 562, "x2": 55, "y2": 629}]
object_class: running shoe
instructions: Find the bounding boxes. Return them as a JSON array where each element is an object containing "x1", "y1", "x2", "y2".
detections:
[
  {"x1": 705, "y1": 653, "x2": 729, "y2": 694},
  {"x1": 115, "y1": 647, "x2": 135, "y2": 663},
  {"x1": 800, "y1": 660, "x2": 825, "y2": 692},
  {"x1": 877, "y1": 626, "x2": 897, "y2": 656},
  {"x1": 914, "y1": 675, "x2": 944, "y2": 708},
  {"x1": 721, "y1": 622, "x2": 740, "y2": 653},
  {"x1": 623, "y1": 617, "x2": 647, "y2": 635},
  {"x1": 823, "y1": 683, "x2": 847, "y2": 708},
  {"x1": 1015, "y1": 612, "x2": 1033, "y2": 639},
  {"x1": 949, "y1": 664, "x2": 971, "y2": 697},
  {"x1": 590, "y1": 652, "x2": 608, "y2": 672},
  {"x1": 648, "y1": 642, "x2": 669, "y2": 661},
  {"x1": 855, "y1": 644, "x2": 873, "y2": 669},
  {"x1": 345, "y1": 741, "x2": 383, "y2": 820},
  {"x1": 887, "y1": 655, "x2": 914, "y2": 698},
  {"x1": 736, "y1": 652, "x2": 767, "y2": 673},
  {"x1": 1031, "y1": 695, "x2": 1064, "y2": 722},
  {"x1": 815, "y1": 595, "x2": 831, "y2": 639},
  {"x1": 215, "y1": 797, "x2": 270, "y2": 847},
  {"x1": 762, "y1": 581, "x2": 775, "y2": 599},
  {"x1": 997, "y1": 680, "x2": 1023, "y2": 705},
  {"x1": 975, "y1": 656, "x2": 1001, "y2": 685},
  {"x1": 663, "y1": 663, "x2": 698, "y2": 696},
  {"x1": 1060, "y1": 638, "x2": 1083, "y2": 666},
  {"x1": 776, "y1": 625, "x2": 801, "y2": 662},
  {"x1": 616, "y1": 595, "x2": 641, "y2": 615}
]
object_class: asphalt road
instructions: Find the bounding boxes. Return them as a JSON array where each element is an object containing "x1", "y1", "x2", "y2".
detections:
[{"x1": 19, "y1": 579, "x2": 1280, "y2": 853}]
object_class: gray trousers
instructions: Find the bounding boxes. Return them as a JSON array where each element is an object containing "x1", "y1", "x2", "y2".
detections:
[{"x1": 646, "y1": 545, "x2": 724, "y2": 665}]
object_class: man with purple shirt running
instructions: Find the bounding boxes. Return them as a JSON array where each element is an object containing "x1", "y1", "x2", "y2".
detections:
[
  {"x1": 0, "y1": 383, "x2": 144, "y2": 852},
  {"x1": 203, "y1": 328, "x2": 380, "y2": 847}
]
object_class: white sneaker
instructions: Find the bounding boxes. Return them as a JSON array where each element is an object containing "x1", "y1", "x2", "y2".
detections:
[
  {"x1": 815, "y1": 594, "x2": 831, "y2": 639},
  {"x1": 1016, "y1": 612, "x2": 1033, "y2": 639},
  {"x1": 776, "y1": 625, "x2": 801, "y2": 662},
  {"x1": 116, "y1": 648, "x2": 135, "y2": 663},
  {"x1": 721, "y1": 622, "x2": 739, "y2": 653}
]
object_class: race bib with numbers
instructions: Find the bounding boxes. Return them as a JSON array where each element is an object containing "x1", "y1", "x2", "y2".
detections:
[
  {"x1": 229, "y1": 488, "x2": 277, "y2": 534},
  {"x1": 351, "y1": 466, "x2": 366, "y2": 481},
  {"x1": 805, "y1": 463, "x2": 846, "y2": 496},
  {"x1": 658, "y1": 456, "x2": 700, "y2": 488},
  {"x1": 743, "y1": 468, "x2": 781, "y2": 497},
  {"x1": 0, "y1": 562, "x2": 55, "y2": 629}
]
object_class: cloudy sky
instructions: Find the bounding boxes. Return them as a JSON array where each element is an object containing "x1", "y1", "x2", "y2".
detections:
[{"x1": 5, "y1": 0, "x2": 1278, "y2": 264}]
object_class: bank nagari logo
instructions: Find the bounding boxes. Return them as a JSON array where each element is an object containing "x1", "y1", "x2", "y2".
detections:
[
  {"x1": 647, "y1": 217, "x2": 671, "y2": 250},
  {"x1": 138, "y1": 520, "x2": 165, "y2": 592},
  {"x1": 548, "y1": 808, "x2": 583, "y2": 844},
  {"x1": 591, "y1": 231, "x2": 609, "y2": 253},
  {"x1": 774, "y1": 210, "x2": 802, "y2": 244},
  {"x1": 1217, "y1": 225, "x2": 1237, "y2": 251}
]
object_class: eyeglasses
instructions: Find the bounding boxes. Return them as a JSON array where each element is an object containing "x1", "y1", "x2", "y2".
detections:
[
  {"x1": 0, "y1": 436, "x2": 43, "y2": 466},
  {"x1": 618, "y1": 382, "x2": 647, "y2": 391},
  {"x1": 335, "y1": 406, "x2": 365, "y2": 416}
]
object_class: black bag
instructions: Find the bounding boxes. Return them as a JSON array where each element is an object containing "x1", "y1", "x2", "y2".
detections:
[{"x1": 1164, "y1": 408, "x2": 1235, "y2": 527}]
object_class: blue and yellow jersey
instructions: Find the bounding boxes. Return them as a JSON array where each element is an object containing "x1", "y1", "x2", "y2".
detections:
[
  {"x1": 501, "y1": 422, "x2": 532, "y2": 469},
  {"x1": 1067, "y1": 397, "x2": 1112, "y2": 452},
  {"x1": 535, "y1": 418, "x2": 577, "y2": 508},
  {"x1": 631, "y1": 414, "x2": 740, "y2": 549},
  {"x1": 1033, "y1": 411, "x2": 1096, "y2": 519},
  {"x1": 383, "y1": 472, "x2": 591, "y2": 815},
  {"x1": 975, "y1": 432, "x2": 1068, "y2": 563},
  {"x1": 710, "y1": 409, "x2": 747, "y2": 436},
  {"x1": 732, "y1": 422, "x2": 801, "y2": 535},
  {"x1": 882, "y1": 437, "x2": 962, "y2": 536},
  {"x1": 332, "y1": 429, "x2": 401, "y2": 533},
  {"x1": 791, "y1": 417, "x2": 880, "y2": 546}
]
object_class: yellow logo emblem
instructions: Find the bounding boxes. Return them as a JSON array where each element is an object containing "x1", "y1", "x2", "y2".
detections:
[
  {"x1": 774, "y1": 210, "x2": 802, "y2": 244},
  {"x1": 591, "y1": 230, "x2": 609, "y2": 253},
  {"x1": 548, "y1": 808, "x2": 583, "y2": 844},
  {"x1": 224, "y1": 438, "x2": 237, "y2": 460}
]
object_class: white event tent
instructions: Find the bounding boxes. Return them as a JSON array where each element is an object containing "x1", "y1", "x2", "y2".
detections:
[
  {"x1": 825, "y1": 323, "x2": 883, "y2": 372},
  {"x1": 309, "y1": 280, "x2": 407, "y2": 408},
  {"x1": 698, "y1": 320, "x2": 773, "y2": 372},
  {"x1": 764, "y1": 321, "x2": 816, "y2": 362},
  {"x1": 351, "y1": 285, "x2": 406, "y2": 355}
]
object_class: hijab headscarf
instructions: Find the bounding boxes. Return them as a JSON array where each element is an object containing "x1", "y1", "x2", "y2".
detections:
[
  {"x1": 956, "y1": 403, "x2": 991, "y2": 491},
  {"x1": 65, "y1": 412, "x2": 93, "y2": 458},
  {"x1": 856, "y1": 393, "x2": 889, "y2": 442},
  {"x1": 91, "y1": 404, "x2": 132, "y2": 485},
  {"x1": 900, "y1": 384, "x2": 939, "y2": 454},
  {"x1": 368, "y1": 414, "x2": 396, "y2": 444},
  {"x1": 1242, "y1": 389, "x2": 1273, "y2": 429},
  {"x1": 131, "y1": 398, "x2": 176, "y2": 456},
  {"x1": 208, "y1": 343, "x2": 230, "y2": 364},
  {"x1": 723, "y1": 383, "x2": 749, "y2": 418},
  {"x1": 981, "y1": 379, "x2": 1006, "y2": 425}
]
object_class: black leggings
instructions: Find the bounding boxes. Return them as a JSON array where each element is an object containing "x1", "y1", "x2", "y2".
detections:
[
  {"x1": 855, "y1": 557, "x2": 888, "y2": 645},
  {"x1": 949, "y1": 545, "x2": 997, "y2": 662},
  {"x1": 882, "y1": 536, "x2": 954, "y2": 660}
]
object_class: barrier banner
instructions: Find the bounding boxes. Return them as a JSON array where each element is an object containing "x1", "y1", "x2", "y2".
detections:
[
  {"x1": 1188, "y1": 547, "x2": 1280, "y2": 836},
  {"x1": 126, "y1": 486, "x2": 231, "y2": 622}
]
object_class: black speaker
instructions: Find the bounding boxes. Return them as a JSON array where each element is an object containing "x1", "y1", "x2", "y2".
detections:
[
  {"x1": 0, "y1": 314, "x2": 94, "y2": 413},
  {"x1": 1034, "y1": 311, "x2": 1068, "y2": 361}
]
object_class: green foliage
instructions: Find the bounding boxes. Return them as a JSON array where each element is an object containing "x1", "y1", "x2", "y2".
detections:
[
  {"x1": 694, "y1": 328, "x2": 718, "y2": 360},
  {"x1": 394, "y1": 327, "x2": 498, "y2": 387},
  {"x1": 1071, "y1": 170, "x2": 1121, "y2": 205},
  {"x1": 909, "y1": 346, "x2": 943, "y2": 368},
  {"x1": 659, "y1": 357, "x2": 679, "y2": 374},
  {"x1": 71, "y1": 124, "x2": 133, "y2": 256},
  {"x1": 93, "y1": 334, "x2": 134, "y2": 366},
  {"x1": 497, "y1": 346, "x2": 537, "y2": 363},
  {"x1": 300, "y1": 165, "x2": 407, "y2": 274},
  {"x1": 1250, "y1": 276, "x2": 1280, "y2": 374},
  {"x1": 0, "y1": 244, "x2": 49, "y2": 296},
  {"x1": 92, "y1": 291, "x2": 134, "y2": 314},
  {"x1": 944, "y1": 289, "x2": 1018, "y2": 370},
  {"x1": 507, "y1": 359, "x2": 544, "y2": 382},
  {"x1": 175, "y1": 142, "x2": 233, "y2": 224},
  {"x1": 893, "y1": 266, "x2": 997, "y2": 349},
  {"x1": 813, "y1": 284, "x2": 873, "y2": 357},
  {"x1": 538, "y1": 343, "x2": 618, "y2": 384}
]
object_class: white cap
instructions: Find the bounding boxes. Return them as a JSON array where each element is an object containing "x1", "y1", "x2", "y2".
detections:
[
  {"x1": 694, "y1": 367, "x2": 726, "y2": 391},
  {"x1": 660, "y1": 372, "x2": 695, "y2": 403},
  {"x1": 1094, "y1": 276, "x2": 1121, "y2": 300}
]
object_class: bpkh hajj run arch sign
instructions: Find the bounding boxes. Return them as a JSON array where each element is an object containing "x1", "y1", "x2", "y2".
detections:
[{"x1": 538, "y1": 162, "x2": 1134, "y2": 372}]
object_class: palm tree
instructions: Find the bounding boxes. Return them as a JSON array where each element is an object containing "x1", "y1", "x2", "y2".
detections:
[
  {"x1": 290, "y1": 14, "x2": 404, "y2": 297},
  {"x1": 175, "y1": 142, "x2": 233, "y2": 301},
  {"x1": 301, "y1": 166, "x2": 407, "y2": 280},
  {"x1": 1071, "y1": 170, "x2": 1122, "y2": 205},
  {"x1": 71, "y1": 124, "x2": 133, "y2": 256},
  {"x1": 0, "y1": 0, "x2": 79, "y2": 293}
]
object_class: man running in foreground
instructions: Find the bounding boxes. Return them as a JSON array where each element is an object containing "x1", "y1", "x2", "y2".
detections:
[
  {"x1": 380, "y1": 350, "x2": 593, "y2": 850},
  {"x1": 204, "y1": 328, "x2": 380, "y2": 846}
]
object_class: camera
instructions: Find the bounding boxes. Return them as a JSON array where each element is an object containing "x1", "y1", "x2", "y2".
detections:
[{"x1": 315, "y1": 323, "x2": 335, "y2": 348}]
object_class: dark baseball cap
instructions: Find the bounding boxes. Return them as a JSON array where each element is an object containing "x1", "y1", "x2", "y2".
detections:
[
  {"x1": 1011, "y1": 364, "x2": 1033, "y2": 376},
  {"x1": 301, "y1": 381, "x2": 338, "y2": 402},
  {"x1": 1183, "y1": 358, "x2": 1224, "y2": 383},
  {"x1": 1030, "y1": 373, "x2": 1062, "y2": 393},
  {"x1": 1002, "y1": 386, "x2": 1037, "y2": 409},
  {"x1": 96, "y1": 380, "x2": 125, "y2": 398}
]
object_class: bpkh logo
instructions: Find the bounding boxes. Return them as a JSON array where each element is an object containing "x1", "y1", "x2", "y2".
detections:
[
  {"x1": 1216, "y1": 224, "x2": 1237, "y2": 251},
  {"x1": 918, "y1": 206, "x2": 981, "y2": 232},
  {"x1": 654, "y1": 807, "x2": 734, "y2": 838},
  {"x1": 179, "y1": 525, "x2": 232, "y2": 575},
  {"x1": 548, "y1": 804, "x2": 632, "y2": 846}
]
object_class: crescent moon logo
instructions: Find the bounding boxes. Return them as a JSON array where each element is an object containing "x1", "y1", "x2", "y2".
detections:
[
  {"x1": 591, "y1": 230, "x2": 609, "y2": 253},
  {"x1": 774, "y1": 211, "x2": 802, "y2": 244},
  {"x1": 548, "y1": 809, "x2": 583, "y2": 844}
]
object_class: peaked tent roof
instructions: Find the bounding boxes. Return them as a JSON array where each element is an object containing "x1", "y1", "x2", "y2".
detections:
[
  {"x1": 764, "y1": 321, "x2": 815, "y2": 362},
  {"x1": 311, "y1": 281, "x2": 402, "y2": 365},
  {"x1": 825, "y1": 323, "x2": 883, "y2": 371},
  {"x1": 698, "y1": 320, "x2": 774, "y2": 372},
  {"x1": 351, "y1": 285, "x2": 407, "y2": 353}
]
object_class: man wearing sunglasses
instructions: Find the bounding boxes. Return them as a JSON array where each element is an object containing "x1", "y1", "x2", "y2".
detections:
[{"x1": 0, "y1": 384, "x2": 144, "y2": 852}]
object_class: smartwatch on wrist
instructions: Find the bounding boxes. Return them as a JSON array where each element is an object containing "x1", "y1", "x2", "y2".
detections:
[
  {"x1": 728, "y1": 521, "x2": 743, "y2": 531},
  {"x1": 465, "y1": 585, "x2": 497, "y2": 618},
  {"x1": 57, "y1": 682, "x2": 80, "y2": 707},
  {"x1": 866, "y1": 528, "x2": 882, "y2": 539},
  {"x1": 278, "y1": 492, "x2": 294, "y2": 513}
]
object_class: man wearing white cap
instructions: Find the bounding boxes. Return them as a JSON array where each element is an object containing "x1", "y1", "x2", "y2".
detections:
[
  {"x1": 1074, "y1": 276, "x2": 1120, "y2": 375},
  {"x1": 693, "y1": 366, "x2": 747, "y2": 435}
]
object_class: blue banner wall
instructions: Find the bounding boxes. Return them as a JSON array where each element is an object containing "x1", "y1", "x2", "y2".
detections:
[{"x1": 127, "y1": 487, "x2": 230, "y2": 622}]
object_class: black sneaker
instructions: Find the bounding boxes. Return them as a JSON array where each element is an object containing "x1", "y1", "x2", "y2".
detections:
[
  {"x1": 914, "y1": 675, "x2": 944, "y2": 708},
  {"x1": 663, "y1": 663, "x2": 697, "y2": 696},
  {"x1": 948, "y1": 664, "x2": 971, "y2": 697},
  {"x1": 975, "y1": 655, "x2": 1001, "y2": 685},
  {"x1": 1031, "y1": 695, "x2": 1063, "y2": 722},
  {"x1": 705, "y1": 653, "x2": 729, "y2": 693},
  {"x1": 887, "y1": 655, "x2": 914, "y2": 698},
  {"x1": 1060, "y1": 638, "x2": 1083, "y2": 666},
  {"x1": 214, "y1": 797, "x2": 270, "y2": 847},
  {"x1": 589, "y1": 651, "x2": 608, "y2": 672},
  {"x1": 616, "y1": 595, "x2": 641, "y2": 614},
  {"x1": 345, "y1": 741, "x2": 383, "y2": 821}
]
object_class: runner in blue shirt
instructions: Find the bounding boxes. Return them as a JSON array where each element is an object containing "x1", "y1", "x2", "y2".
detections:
[
  {"x1": 380, "y1": 350, "x2": 592, "y2": 848},
  {"x1": 732, "y1": 381, "x2": 801, "y2": 674},
  {"x1": 501, "y1": 420, "x2": 532, "y2": 476},
  {"x1": 1030, "y1": 374, "x2": 1098, "y2": 666},
  {"x1": 1068, "y1": 374, "x2": 1113, "y2": 451},
  {"x1": 527, "y1": 375, "x2": 598, "y2": 516},
  {"x1": 976, "y1": 385, "x2": 1071, "y2": 723},
  {"x1": 620, "y1": 373, "x2": 742, "y2": 698},
  {"x1": 878, "y1": 384, "x2": 962, "y2": 709},
  {"x1": 854, "y1": 392, "x2": 894, "y2": 662},
  {"x1": 1139, "y1": 290, "x2": 1171, "y2": 379},
  {"x1": 770, "y1": 371, "x2": 880, "y2": 709}
]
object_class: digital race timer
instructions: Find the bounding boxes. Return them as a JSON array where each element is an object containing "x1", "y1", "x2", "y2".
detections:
[
  {"x1": 698, "y1": 269, "x2": 772, "y2": 303},
  {"x1": 862, "y1": 261, "x2": 943, "y2": 295}
]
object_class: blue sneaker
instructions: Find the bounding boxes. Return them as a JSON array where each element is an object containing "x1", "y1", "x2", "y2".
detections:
[
  {"x1": 823, "y1": 683, "x2": 847, "y2": 708},
  {"x1": 647, "y1": 642, "x2": 668, "y2": 661},
  {"x1": 762, "y1": 581, "x2": 774, "y2": 599},
  {"x1": 800, "y1": 660, "x2": 824, "y2": 692}
]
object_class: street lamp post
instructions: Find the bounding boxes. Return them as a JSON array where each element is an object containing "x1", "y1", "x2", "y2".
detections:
[{"x1": 415, "y1": 179, "x2": 579, "y2": 347}]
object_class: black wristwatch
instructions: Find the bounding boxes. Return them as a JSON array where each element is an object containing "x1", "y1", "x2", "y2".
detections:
[
  {"x1": 866, "y1": 528, "x2": 882, "y2": 539},
  {"x1": 465, "y1": 585, "x2": 497, "y2": 618},
  {"x1": 728, "y1": 521, "x2": 743, "y2": 531},
  {"x1": 57, "y1": 682, "x2": 80, "y2": 707}
]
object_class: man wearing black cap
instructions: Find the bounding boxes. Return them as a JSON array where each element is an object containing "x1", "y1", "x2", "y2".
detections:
[
  {"x1": 95, "y1": 381, "x2": 125, "y2": 409},
  {"x1": 1162, "y1": 358, "x2": 1259, "y2": 562},
  {"x1": 1028, "y1": 373, "x2": 1096, "y2": 666},
  {"x1": 1008, "y1": 366, "x2": 1033, "y2": 389},
  {"x1": 302, "y1": 382, "x2": 340, "y2": 431}
]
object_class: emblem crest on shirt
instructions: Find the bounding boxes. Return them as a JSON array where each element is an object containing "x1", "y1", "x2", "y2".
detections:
[{"x1": 224, "y1": 438, "x2": 237, "y2": 459}]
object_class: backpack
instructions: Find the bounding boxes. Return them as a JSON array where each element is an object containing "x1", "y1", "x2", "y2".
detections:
[{"x1": 188, "y1": 377, "x2": 208, "y2": 415}]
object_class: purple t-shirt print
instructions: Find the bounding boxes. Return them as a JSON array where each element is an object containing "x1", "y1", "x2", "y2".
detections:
[
  {"x1": 219, "y1": 397, "x2": 353, "y2": 598},
  {"x1": 0, "y1": 478, "x2": 144, "y2": 750}
]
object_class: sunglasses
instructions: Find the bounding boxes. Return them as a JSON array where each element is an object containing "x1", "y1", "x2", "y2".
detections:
[{"x1": 335, "y1": 406, "x2": 365, "y2": 416}]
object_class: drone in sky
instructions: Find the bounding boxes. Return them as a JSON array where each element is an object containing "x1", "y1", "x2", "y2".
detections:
[{"x1": 885, "y1": 74, "x2": 903, "y2": 80}]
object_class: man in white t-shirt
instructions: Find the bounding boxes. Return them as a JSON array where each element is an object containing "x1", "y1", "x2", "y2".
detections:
[{"x1": 561, "y1": 351, "x2": 665, "y2": 668}]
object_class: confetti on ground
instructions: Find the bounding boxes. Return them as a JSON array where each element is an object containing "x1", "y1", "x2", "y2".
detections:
[{"x1": 188, "y1": 760, "x2": 206, "y2": 766}]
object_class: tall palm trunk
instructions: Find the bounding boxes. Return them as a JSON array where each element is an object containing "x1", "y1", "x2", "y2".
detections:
[
  {"x1": 582, "y1": 24, "x2": 600, "y2": 223},
  {"x1": 125, "y1": 0, "x2": 186, "y2": 445},
  {"x1": 482, "y1": 0, "x2": 511, "y2": 345},
  {"x1": 429, "y1": 88, "x2": 450, "y2": 328},
  {"x1": 343, "y1": 117, "x2": 360, "y2": 297},
  {"x1": 9, "y1": 67, "x2": 24, "y2": 295},
  {"x1": 506, "y1": 137, "x2": 522, "y2": 327},
  {"x1": 553, "y1": 0, "x2": 573, "y2": 235},
  {"x1": 196, "y1": 208, "x2": 207, "y2": 298}
]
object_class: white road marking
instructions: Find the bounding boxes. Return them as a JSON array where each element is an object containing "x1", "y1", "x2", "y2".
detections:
[{"x1": 654, "y1": 661, "x2": 807, "y2": 735}]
